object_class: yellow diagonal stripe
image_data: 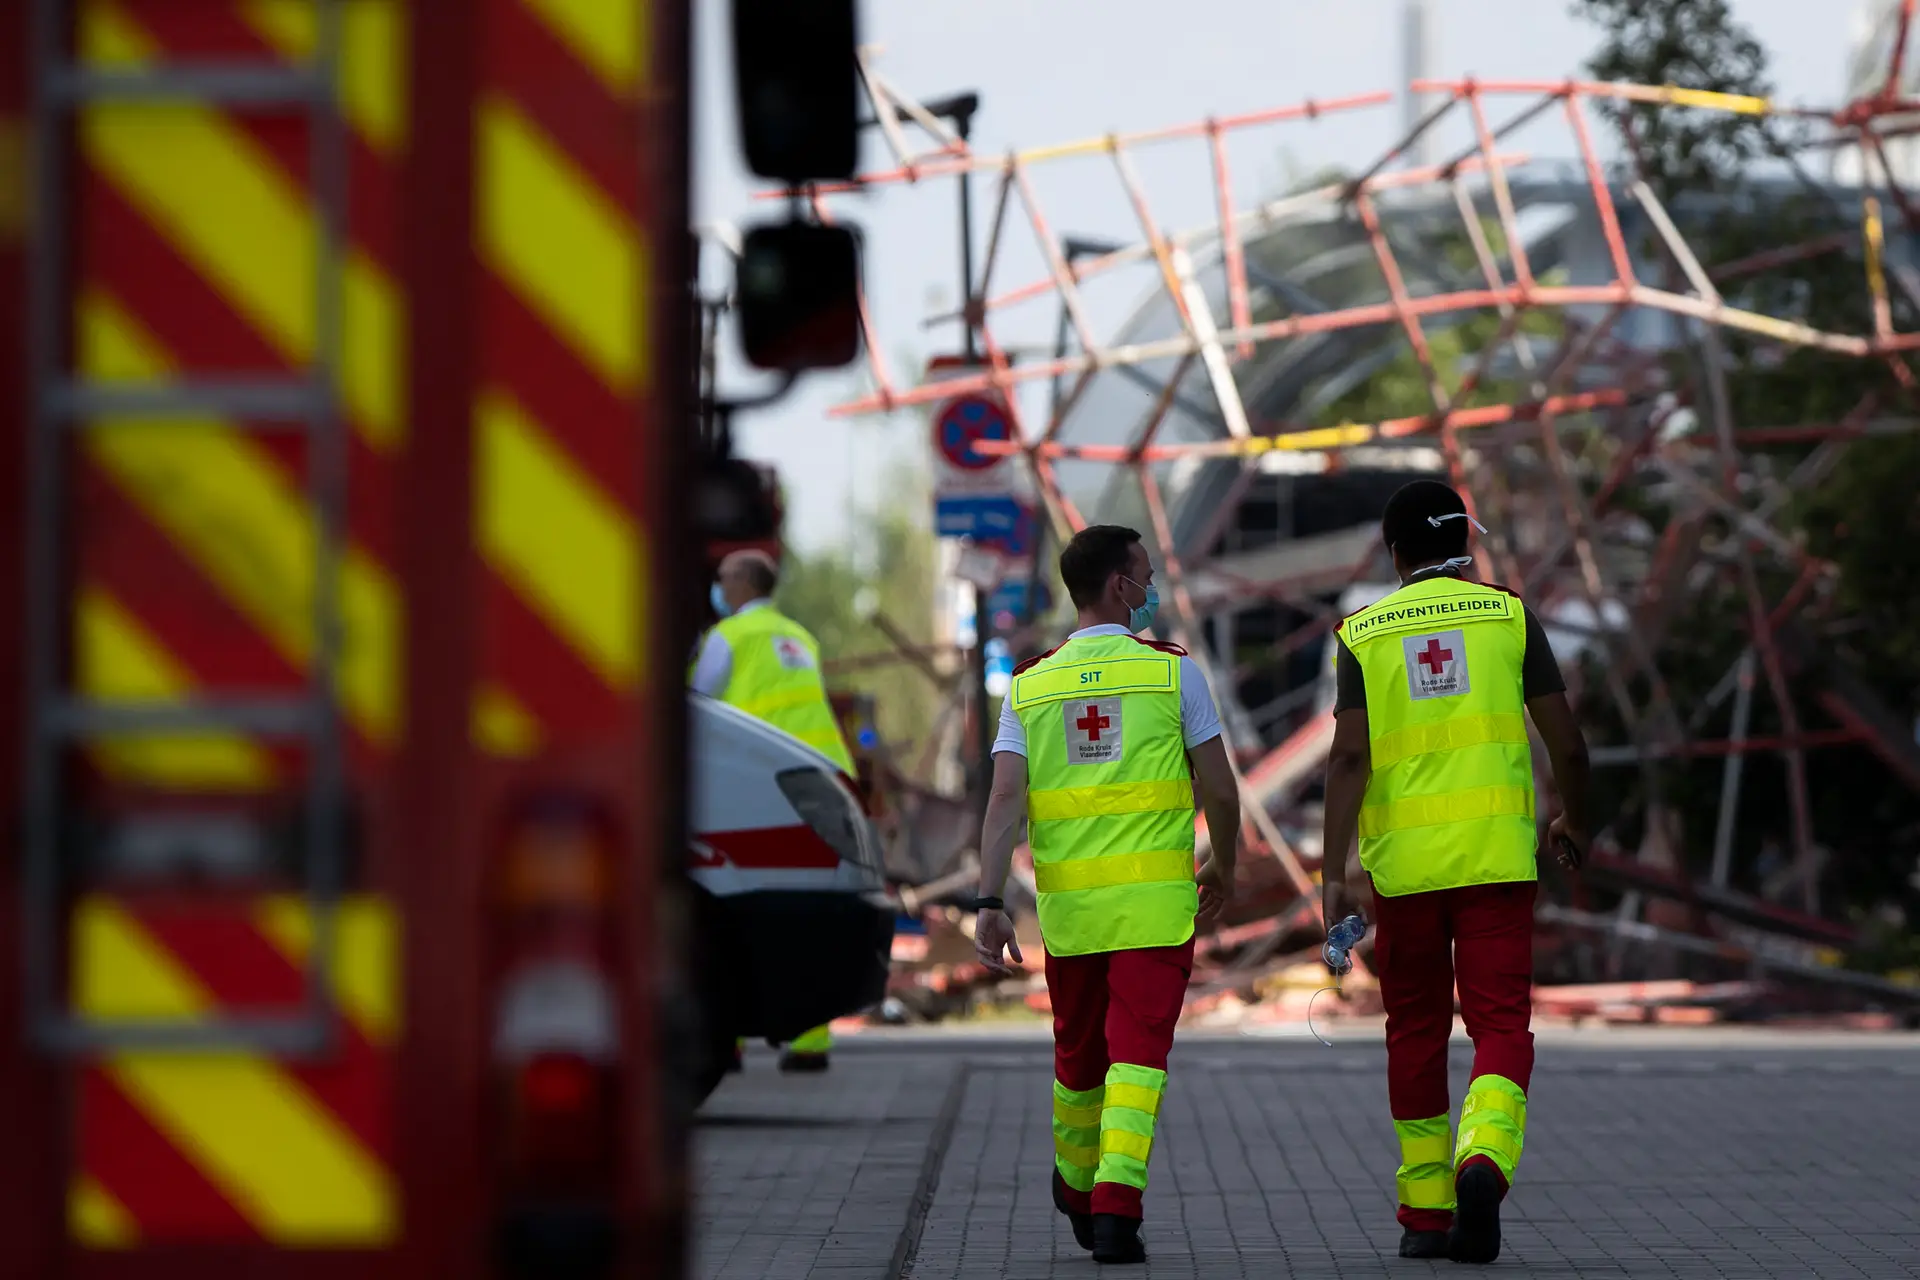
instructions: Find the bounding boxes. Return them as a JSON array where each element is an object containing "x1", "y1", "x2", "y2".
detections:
[
  {"x1": 81, "y1": 290, "x2": 400, "y2": 747},
  {"x1": 238, "y1": 0, "x2": 408, "y2": 154},
  {"x1": 253, "y1": 895, "x2": 400, "y2": 1048},
  {"x1": 523, "y1": 0, "x2": 643, "y2": 96},
  {"x1": 82, "y1": 0, "x2": 404, "y2": 451},
  {"x1": 1664, "y1": 85, "x2": 1771, "y2": 116},
  {"x1": 478, "y1": 388, "x2": 642, "y2": 691},
  {"x1": 75, "y1": 585, "x2": 279, "y2": 790},
  {"x1": 478, "y1": 94, "x2": 646, "y2": 396},
  {"x1": 70, "y1": 1175, "x2": 139, "y2": 1249},
  {"x1": 474, "y1": 682, "x2": 544, "y2": 757},
  {"x1": 73, "y1": 896, "x2": 396, "y2": 1244},
  {"x1": 0, "y1": 115, "x2": 25, "y2": 243}
]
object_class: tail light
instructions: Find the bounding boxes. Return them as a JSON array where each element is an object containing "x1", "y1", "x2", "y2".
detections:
[
  {"x1": 491, "y1": 797, "x2": 622, "y2": 1198},
  {"x1": 776, "y1": 766, "x2": 882, "y2": 878}
]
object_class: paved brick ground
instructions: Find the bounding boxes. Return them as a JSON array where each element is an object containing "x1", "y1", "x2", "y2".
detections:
[
  {"x1": 695, "y1": 1045, "x2": 962, "y2": 1280},
  {"x1": 697, "y1": 1033, "x2": 1920, "y2": 1279}
]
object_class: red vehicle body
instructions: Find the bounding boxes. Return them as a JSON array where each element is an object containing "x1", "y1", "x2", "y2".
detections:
[{"x1": 0, "y1": 2, "x2": 695, "y2": 1277}]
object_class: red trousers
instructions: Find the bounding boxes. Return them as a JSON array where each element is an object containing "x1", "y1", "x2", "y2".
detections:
[
  {"x1": 1046, "y1": 938, "x2": 1194, "y2": 1219},
  {"x1": 1372, "y1": 879, "x2": 1535, "y2": 1232}
]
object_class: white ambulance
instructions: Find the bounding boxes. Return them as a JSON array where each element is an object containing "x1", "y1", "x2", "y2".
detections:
[{"x1": 684, "y1": 694, "x2": 894, "y2": 1101}]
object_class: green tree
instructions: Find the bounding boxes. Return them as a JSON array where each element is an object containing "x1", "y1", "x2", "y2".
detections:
[
  {"x1": 1574, "y1": 0, "x2": 1773, "y2": 202},
  {"x1": 775, "y1": 459, "x2": 946, "y2": 775},
  {"x1": 1570, "y1": 0, "x2": 1920, "y2": 950}
]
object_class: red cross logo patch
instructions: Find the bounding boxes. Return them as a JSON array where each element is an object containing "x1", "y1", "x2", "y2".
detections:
[
  {"x1": 1063, "y1": 698, "x2": 1124, "y2": 765},
  {"x1": 771, "y1": 635, "x2": 815, "y2": 671},
  {"x1": 1402, "y1": 628, "x2": 1470, "y2": 699}
]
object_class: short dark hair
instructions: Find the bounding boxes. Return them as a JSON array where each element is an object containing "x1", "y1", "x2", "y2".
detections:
[
  {"x1": 740, "y1": 556, "x2": 778, "y2": 597},
  {"x1": 1059, "y1": 525, "x2": 1142, "y2": 609},
  {"x1": 1381, "y1": 479, "x2": 1469, "y2": 564}
]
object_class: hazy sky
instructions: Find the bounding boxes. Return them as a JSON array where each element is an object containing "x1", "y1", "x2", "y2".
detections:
[{"x1": 693, "y1": 1, "x2": 1864, "y2": 553}]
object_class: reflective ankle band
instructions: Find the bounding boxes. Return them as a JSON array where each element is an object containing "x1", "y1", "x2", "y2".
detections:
[
  {"x1": 1394, "y1": 1114, "x2": 1457, "y2": 1211},
  {"x1": 1095, "y1": 1063, "x2": 1166, "y2": 1192},
  {"x1": 1052, "y1": 1081, "x2": 1103, "y2": 1192},
  {"x1": 1455, "y1": 1073, "x2": 1528, "y2": 1182}
]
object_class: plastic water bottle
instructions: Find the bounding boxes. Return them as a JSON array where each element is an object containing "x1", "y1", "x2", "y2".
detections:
[{"x1": 1323, "y1": 914, "x2": 1367, "y2": 975}]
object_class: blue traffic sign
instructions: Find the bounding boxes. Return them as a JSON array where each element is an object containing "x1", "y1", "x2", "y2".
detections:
[
  {"x1": 976, "y1": 502, "x2": 1037, "y2": 559},
  {"x1": 987, "y1": 578, "x2": 1052, "y2": 620},
  {"x1": 935, "y1": 494, "x2": 1023, "y2": 541},
  {"x1": 934, "y1": 394, "x2": 1014, "y2": 471}
]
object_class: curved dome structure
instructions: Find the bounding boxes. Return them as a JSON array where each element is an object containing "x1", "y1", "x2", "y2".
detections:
[
  {"x1": 1052, "y1": 171, "x2": 1620, "y2": 556},
  {"x1": 1054, "y1": 170, "x2": 1899, "y2": 556}
]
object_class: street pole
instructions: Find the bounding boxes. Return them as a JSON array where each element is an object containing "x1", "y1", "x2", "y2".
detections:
[
  {"x1": 1023, "y1": 238, "x2": 1121, "y2": 648},
  {"x1": 956, "y1": 106, "x2": 977, "y2": 365},
  {"x1": 949, "y1": 100, "x2": 993, "y2": 814},
  {"x1": 972, "y1": 582, "x2": 991, "y2": 813},
  {"x1": 855, "y1": 89, "x2": 991, "y2": 808}
]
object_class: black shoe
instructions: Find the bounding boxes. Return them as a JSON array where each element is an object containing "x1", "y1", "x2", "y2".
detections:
[
  {"x1": 1447, "y1": 1164, "x2": 1503, "y2": 1264},
  {"x1": 778, "y1": 1050, "x2": 829, "y2": 1074},
  {"x1": 1051, "y1": 1173, "x2": 1095, "y2": 1251},
  {"x1": 1091, "y1": 1214, "x2": 1145, "y2": 1265},
  {"x1": 1400, "y1": 1228, "x2": 1449, "y2": 1259}
]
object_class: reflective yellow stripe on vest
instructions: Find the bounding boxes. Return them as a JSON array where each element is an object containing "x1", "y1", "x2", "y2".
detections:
[
  {"x1": 1369, "y1": 712, "x2": 1528, "y2": 772},
  {"x1": 1358, "y1": 784, "x2": 1534, "y2": 838},
  {"x1": 1027, "y1": 778, "x2": 1193, "y2": 822},
  {"x1": 1032, "y1": 848, "x2": 1195, "y2": 894},
  {"x1": 734, "y1": 687, "x2": 832, "y2": 720}
]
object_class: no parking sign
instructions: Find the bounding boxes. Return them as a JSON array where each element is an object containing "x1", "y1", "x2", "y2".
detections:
[
  {"x1": 931, "y1": 391, "x2": 1014, "y2": 487},
  {"x1": 936, "y1": 394, "x2": 1011, "y2": 469},
  {"x1": 926, "y1": 357, "x2": 1023, "y2": 543}
]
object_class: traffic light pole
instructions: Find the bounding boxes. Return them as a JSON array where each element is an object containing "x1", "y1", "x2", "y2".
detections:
[
  {"x1": 855, "y1": 90, "x2": 992, "y2": 809},
  {"x1": 943, "y1": 96, "x2": 994, "y2": 817}
]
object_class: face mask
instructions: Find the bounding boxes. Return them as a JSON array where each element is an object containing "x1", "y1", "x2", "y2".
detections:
[
  {"x1": 1408, "y1": 512, "x2": 1488, "y2": 578},
  {"x1": 1120, "y1": 576, "x2": 1160, "y2": 634},
  {"x1": 709, "y1": 582, "x2": 731, "y2": 618}
]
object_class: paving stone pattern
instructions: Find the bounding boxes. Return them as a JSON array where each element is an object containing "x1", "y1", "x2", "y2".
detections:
[
  {"x1": 698, "y1": 1037, "x2": 1920, "y2": 1279},
  {"x1": 695, "y1": 1047, "x2": 961, "y2": 1280}
]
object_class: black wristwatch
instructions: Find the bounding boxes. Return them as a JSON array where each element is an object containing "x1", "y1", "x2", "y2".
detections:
[{"x1": 968, "y1": 896, "x2": 1005, "y2": 912}]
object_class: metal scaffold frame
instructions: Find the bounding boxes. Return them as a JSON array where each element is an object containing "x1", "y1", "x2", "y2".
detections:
[{"x1": 790, "y1": 18, "x2": 1920, "y2": 998}]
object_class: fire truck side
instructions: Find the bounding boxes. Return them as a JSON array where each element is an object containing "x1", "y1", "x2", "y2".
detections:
[{"x1": 1, "y1": 2, "x2": 696, "y2": 1277}]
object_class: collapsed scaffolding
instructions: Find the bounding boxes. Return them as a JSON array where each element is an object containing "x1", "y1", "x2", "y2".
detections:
[{"x1": 797, "y1": 26, "x2": 1920, "y2": 1024}]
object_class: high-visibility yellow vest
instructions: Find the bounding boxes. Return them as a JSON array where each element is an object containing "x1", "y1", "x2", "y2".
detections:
[
  {"x1": 709, "y1": 606, "x2": 856, "y2": 776},
  {"x1": 1339, "y1": 575, "x2": 1537, "y2": 896},
  {"x1": 1010, "y1": 634, "x2": 1198, "y2": 956}
]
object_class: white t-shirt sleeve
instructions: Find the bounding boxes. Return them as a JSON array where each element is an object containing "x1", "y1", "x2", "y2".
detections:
[
  {"x1": 1179, "y1": 655, "x2": 1224, "y2": 749},
  {"x1": 688, "y1": 628, "x2": 733, "y2": 697},
  {"x1": 991, "y1": 697, "x2": 1028, "y2": 757}
]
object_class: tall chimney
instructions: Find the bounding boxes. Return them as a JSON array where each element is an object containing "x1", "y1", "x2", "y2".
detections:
[{"x1": 1402, "y1": 0, "x2": 1433, "y2": 169}]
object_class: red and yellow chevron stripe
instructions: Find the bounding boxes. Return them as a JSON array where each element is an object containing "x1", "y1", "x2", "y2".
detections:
[
  {"x1": 73, "y1": 0, "x2": 647, "y2": 775},
  {"x1": 68, "y1": 893, "x2": 399, "y2": 1247},
  {"x1": 73, "y1": 0, "x2": 410, "y2": 789},
  {"x1": 472, "y1": 0, "x2": 650, "y2": 756}
]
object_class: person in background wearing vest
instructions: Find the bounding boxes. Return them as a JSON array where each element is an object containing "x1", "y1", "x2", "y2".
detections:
[
  {"x1": 972, "y1": 525, "x2": 1242, "y2": 1266},
  {"x1": 692, "y1": 549, "x2": 858, "y2": 1074},
  {"x1": 1319, "y1": 480, "x2": 1591, "y2": 1265}
]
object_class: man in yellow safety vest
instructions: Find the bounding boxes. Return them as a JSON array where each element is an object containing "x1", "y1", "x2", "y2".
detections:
[
  {"x1": 973, "y1": 525, "x2": 1243, "y2": 1266},
  {"x1": 692, "y1": 549, "x2": 856, "y2": 1072},
  {"x1": 1319, "y1": 480, "x2": 1591, "y2": 1264}
]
